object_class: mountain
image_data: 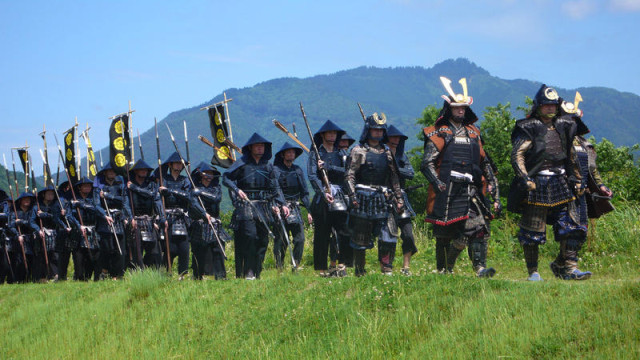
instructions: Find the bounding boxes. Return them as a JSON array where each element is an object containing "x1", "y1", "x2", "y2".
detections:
[{"x1": 131, "y1": 58, "x2": 639, "y2": 171}]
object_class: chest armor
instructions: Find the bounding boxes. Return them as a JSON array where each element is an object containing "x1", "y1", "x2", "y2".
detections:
[
  {"x1": 103, "y1": 182, "x2": 125, "y2": 209},
  {"x1": 439, "y1": 133, "x2": 481, "y2": 184},
  {"x1": 278, "y1": 167, "x2": 302, "y2": 200},
  {"x1": 356, "y1": 149, "x2": 390, "y2": 186},
  {"x1": 164, "y1": 175, "x2": 189, "y2": 209},
  {"x1": 542, "y1": 126, "x2": 565, "y2": 170},
  {"x1": 77, "y1": 198, "x2": 98, "y2": 226},
  {"x1": 574, "y1": 142, "x2": 589, "y2": 184},
  {"x1": 236, "y1": 163, "x2": 271, "y2": 192},
  {"x1": 39, "y1": 203, "x2": 57, "y2": 229},
  {"x1": 132, "y1": 184, "x2": 154, "y2": 216},
  {"x1": 321, "y1": 150, "x2": 345, "y2": 185}
]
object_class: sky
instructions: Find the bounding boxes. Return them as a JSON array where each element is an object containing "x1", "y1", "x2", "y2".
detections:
[{"x1": 1, "y1": 0, "x2": 639, "y2": 177}]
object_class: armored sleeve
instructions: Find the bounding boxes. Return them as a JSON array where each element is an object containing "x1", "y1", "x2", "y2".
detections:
[
  {"x1": 222, "y1": 168, "x2": 240, "y2": 194},
  {"x1": 344, "y1": 146, "x2": 365, "y2": 196},
  {"x1": 307, "y1": 151, "x2": 323, "y2": 193},
  {"x1": 420, "y1": 139, "x2": 444, "y2": 189},
  {"x1": 511, "y1": 137, "x2": 532, "y2": 179},
  {"x1": 189, "y1": 189, "x2": 208, "y2": 221},
  {"x1": 482, "y1": 157, "x2": 499, "y2": 199},
  {"x1": 152, "y1": 183, "x2": 166, "y2": 223},
  {"x1": 397, "y1": 153, "x2": 415, "y2": 181}
]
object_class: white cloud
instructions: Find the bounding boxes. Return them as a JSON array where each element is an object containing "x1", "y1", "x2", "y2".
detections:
[
  {"x1": 562, "y1": 0, "x2": 598, "y2": 19},
  {"x1": 609, "y1": 0, "x2": 640, "y2": 11}
]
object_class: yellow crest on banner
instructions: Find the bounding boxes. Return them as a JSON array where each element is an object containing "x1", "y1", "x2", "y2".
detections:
[{"x1": 114, "y1": 153, "x2": 126, "y2": 167}]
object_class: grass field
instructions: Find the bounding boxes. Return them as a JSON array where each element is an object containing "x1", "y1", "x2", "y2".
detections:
[{"x1": 1, "y1": 204, "x2": 639, "y2": 359}]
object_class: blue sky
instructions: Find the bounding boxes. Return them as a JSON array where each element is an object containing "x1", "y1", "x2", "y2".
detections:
[{"x1": 1, "y1": 0, "x2": 639, "y2": 176}]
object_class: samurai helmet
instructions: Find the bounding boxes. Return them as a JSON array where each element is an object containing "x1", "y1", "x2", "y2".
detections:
[{"x1": 440, "y1": 76, "x2": 473, "y2": 107}]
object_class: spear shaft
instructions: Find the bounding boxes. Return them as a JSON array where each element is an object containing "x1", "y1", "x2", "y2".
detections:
[
  {"x1": 155, "y1": 118, "x2": 172, "y2": 271},
  {"x1": 29, "y1": 153, "x2": 50, "y2": 278},
  {"x1": 4, "y1": 155, "x2": 27, "y2": 272},
  {"x1": 166, "y1": 123, "x2": 227, "y2": 258}
]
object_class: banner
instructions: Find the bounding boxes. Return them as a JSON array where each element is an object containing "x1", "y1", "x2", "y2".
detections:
[
  {"x1": 109, "y1": 114, "x2": 131, "y2": 176},
  {"x1": 17, "y1": 149, "x2": 28, "y2": 174},
  {"x1": 85, "y1": 134, "x2": 98, "y2": 180},
  {"x1": 207, "y1": 104, "x2": 234, "y2": 168},
  {"x1": 64, "y1": 128, "x2": 78, "y2": 184}
]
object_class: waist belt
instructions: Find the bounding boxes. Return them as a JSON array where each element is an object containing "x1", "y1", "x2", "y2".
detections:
[
  {"x1": 538, "y1": 168, "x2": 565, "y2": 176},
  {"x1": 245, "y1": 190, "x2": 271, "y2": 200},
  {"x1": 356, "y1": 184, "x2": 389, "y2": 192},
  {"x1": 450, "y1": 170, "x2": 474, "y2": 182}
]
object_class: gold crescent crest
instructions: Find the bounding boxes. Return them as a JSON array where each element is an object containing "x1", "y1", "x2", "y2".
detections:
[{"x1": 544, "y1": 87, "x2": 559, "y2": 101}]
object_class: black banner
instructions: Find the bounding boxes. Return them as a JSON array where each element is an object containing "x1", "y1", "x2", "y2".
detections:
[
  {"x1": 64, "y1": 128, "x2": 78, "y2": 184},
  {"x1": 109, "y1": 115, "x2": 131, "y2": 176},
  {"x1": 208, "y1": 104, "x2": 233, "y2": 168},
  {"x1": 85, "y1": 135, "x2": 98, "y2": 180},
  {"x1": 17, "y1": 149, "x2": 28, "y2": 174}
]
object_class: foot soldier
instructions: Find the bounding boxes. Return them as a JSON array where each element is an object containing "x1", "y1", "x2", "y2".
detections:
[
  {"x1": 94, "y1": 162, "x2": 128, "y2": 279},
  {"x1": 0, "y1": 190, "x2": 12, "y2": 283},
  {"x1": 420, "y1": 78, "x2": 497, "y2": 277},
  {"x1": 158, "y1": 152, "x2": 192, "y2": 278},
  {"x1": 34, "y1": 186, "x2": 64, "y2": 281},
  {"x1": 508, "y1": 84, "x2": 585, "y2": 281},
  {"x1": 189, "y1": 162, "x2": 230, "y2": 280},
  {"x1": 223, "y1": 133, "x2": 288, "y2": 280},
  {"x1": 273, "y1": 142, "x2": 311, "y2": 269},
  {"x1": 552, "y1": 97, "x2": 613, "y2": 280},
  {"x1": 126, "y1": 159, "x2": 167, "y2": 269},
  {"x1": 345, "y1": 113, "x2": 404, "y2": 276},
  {"x1": 386, "y1": 125, "x2": 418, "y2": 276},
  {"x1": 69, "y1": 177, "x2": 113, "y2": 281},
  {"x1": 55, "y1": 181, "x2": 74, "y2": 280},
  {"x1": 8, "y1": 192, "x2": 38, "y2": 282},
  {"x1": 338, "y1": 133, "x2": 356, "y2": 152},
  {"x1": 307, "y1": 120, "x2": 351, "y2": 277}
]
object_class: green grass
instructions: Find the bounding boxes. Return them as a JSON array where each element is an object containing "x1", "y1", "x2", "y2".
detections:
[{"x1": 1, "y1": 203, "x2": 639, "y2": 359}]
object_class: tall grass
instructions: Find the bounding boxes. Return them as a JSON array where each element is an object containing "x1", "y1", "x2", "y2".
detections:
[{"x1": 0, "y1": 203, "x2": 638, "y2": 359}]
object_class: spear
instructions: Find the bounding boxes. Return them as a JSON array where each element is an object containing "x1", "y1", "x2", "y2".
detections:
[
  {"x1": 223, "y1": 138, "x2": 243, "y2": 155},
  {"x1": 29, "y1": 153, "x2": 50, "y2": 278},
  {"x1": 155, "y1": 118, "x2": 172, "y2": 271},
  {"x1": 10, "y1": 151, "x2": 21, "y2": 198},
  {"x1": 3, "y1": 154, "x2": 27, "y2": 272},
  {"x1": 137, "y1": 129, "x2": 145, "y2": 161},
  {"x1": 183, "y1": 120, "x2": 191, "y2": 174},
  {"x1": 54, "y1": 134, "x2": 94, "y2": 262},
  {"x1": 166, "y1": 123, "x2": 227, "y2": 257},
  {"x1": 38, "y1": 149, "x2": 71, "y2": 229}
]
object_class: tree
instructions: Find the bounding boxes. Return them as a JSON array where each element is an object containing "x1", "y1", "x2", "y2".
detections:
[
  {"x1": 591, "y1": 137, "x2": 640, "y2": 202},
  {"x1": 405, "y1": 104, "x2": 439, "y2": 214},
  {"x1": 479, "y1": 103, "x2": 516, "y2": 195}
]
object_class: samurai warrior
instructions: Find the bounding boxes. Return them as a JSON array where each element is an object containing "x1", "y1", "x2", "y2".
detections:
[
  {"x1": 421, "y1": 77, "x2": 497, "y2": 278},
  {"x1": 345, "y1": 112, "x2": 404, "y2": 276}
]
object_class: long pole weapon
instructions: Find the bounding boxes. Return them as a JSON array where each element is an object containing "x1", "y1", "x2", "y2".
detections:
[
  {"x1": 29, "y1": 153, "x2": 50, "y2": 278},
  {"x1": 54, "y1": 134, "x2": 94, "y2": 261},
  {"x1": 1, "y1": 155, "x2": 15, "y2": 279},
  {"x1": 275, "y1": 211, "x2": 296, "y2": 268},
  {"x1": 121, "y1": 119, "x2": 140, "y2": 267},
  {"x1": 137, "y1": 129, "x2": 145, "y2": 161},
  {"x1": 155, "y1": 118, "x2": 173, "y2": 271},
  {"x1": 183, "y1": 120, "x2": 191, "y2": 174},
  {"x1": 3, "y1": 154, "x2": 26, "y2": 272},
  {"x1": 272, "y1": 120, "x2": 310, "y2": 152},
  {"x1": 80, "y1": 130, "x2": 122, "y2": 256},
  {"x1": 165, "y1": 123, "x2": 227, "y2": 258},
  {"x1": 299, "y1": 102, "x2": 332, "y2": 196},
  {"x1": 38, "y1": 150, "x2": 71, "y2": 229}
]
